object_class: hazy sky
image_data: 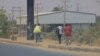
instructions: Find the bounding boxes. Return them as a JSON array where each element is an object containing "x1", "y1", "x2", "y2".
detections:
[{"x1": 0, "y1": 0, "x2": 100, "y2": 16}]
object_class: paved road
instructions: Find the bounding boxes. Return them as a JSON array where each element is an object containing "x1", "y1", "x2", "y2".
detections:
[{"x1": 0, "y1": 43, "x2": 78, "y2": 56}]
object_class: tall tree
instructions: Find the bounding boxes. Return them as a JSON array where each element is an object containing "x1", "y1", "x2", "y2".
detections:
[
  {"x1": 0, "y1": 7, "x2": 8, "y2": 38},
  {"x1": 52, "y1": 6, "x2": 63, "y2": 11}
]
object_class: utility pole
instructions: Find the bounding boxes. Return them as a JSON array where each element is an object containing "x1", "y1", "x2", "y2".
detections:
[
  {"x1": 11, "y1": 7, "x2": 22, "y2": 37},
  {"x1": 62, "y1": 0, "x2": 67, "y2": 28},
  {"x1": 77, "y1": 0, "x2": 82, "y2": 45},
  {"x1": 77, "y1": 0, "x2": 79, "y2": 12},
  {"x1": 11, "y1": 7, "x2": 14, "y2": 25},
  {"x1": 19, "y1": 7, "x2": 21, "y2": 26},
  {"x1": 27, "y1": 0, "x2": 34, "y2": 40},
  {"x1": 64, "y1": 0, "x2": 67, "y2": 28},
  {"x1": 61, "y1": 0, "x2": 70, "y2": 27},
  {"x1": 35, "y1": 3, "x2": 42, "y2": 24},
  {"x1": 11, "y1": 7, "x2": 22, "y2": 25},
  {"x1": 11, "y1": 7, "x2": 15, "y2": 40},
  {"x1": 36, "y1": 3, "x2": 39, "y2": 24},
  {"x1": 19, "y1": 7, "x2": 22, "y2": 37}
]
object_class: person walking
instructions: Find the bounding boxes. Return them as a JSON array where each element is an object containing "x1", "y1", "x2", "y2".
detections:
[
  {"x1": 55, "y1": 26, "x2": 63, "y2": 44},
  {"x1": 64, "y1": 24, "x2": 72, "y2": 46},
  {"x1": 34, "y1": 24, "x2": 41, "y2": 43}
]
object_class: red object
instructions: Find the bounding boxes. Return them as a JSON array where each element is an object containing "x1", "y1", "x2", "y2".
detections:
[{"x1": 64, "y1": 25, "x2": 71, "y2": 36}]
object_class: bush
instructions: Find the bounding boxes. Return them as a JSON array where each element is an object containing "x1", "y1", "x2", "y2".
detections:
[{"x1": 41, "y1": 32, "x2": 58, "y2": 40}]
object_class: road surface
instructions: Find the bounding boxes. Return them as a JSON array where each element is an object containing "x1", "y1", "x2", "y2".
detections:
[{"x1": 0, "y1": 43, "x2": 78, "y2": 56}]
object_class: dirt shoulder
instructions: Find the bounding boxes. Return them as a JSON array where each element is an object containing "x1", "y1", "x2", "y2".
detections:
[{"x1": 0, "y1": 37, "x2": 100, "y2": 56}]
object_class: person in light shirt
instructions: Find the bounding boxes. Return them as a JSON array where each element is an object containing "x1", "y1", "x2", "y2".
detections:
[
  {"x1": 55, "y1": 26, "x2": 63, "y2": 44},
  {"x1": 34, "y1": 24, "x2": 41, "y2": 43}
]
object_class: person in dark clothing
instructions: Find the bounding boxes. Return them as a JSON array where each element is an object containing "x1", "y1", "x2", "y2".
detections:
[{"x1": 55, "y1": 26, "x2": 63, "y2": 44}]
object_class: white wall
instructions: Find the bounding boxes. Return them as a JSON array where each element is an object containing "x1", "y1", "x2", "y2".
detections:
[
  {"x1": 16, "y1": 17, "x2": 27, "y2": 25},
  {"x1": 16, "y1": 11, "x2": 96, "y2": 25},
  {"x1": 72, "y1": 23, "x2": 90, "y2": 31},
  {"x1": 38, "y1": 11, "x2": 96, "y2": 24}
]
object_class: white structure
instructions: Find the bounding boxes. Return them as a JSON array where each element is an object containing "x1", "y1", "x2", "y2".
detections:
[
  {"x1": 16, "y1": 11, "x2": 96, "y2": 31},
  {"x1": 17, "y1": 11, "x2": 96, "y2": 24}
]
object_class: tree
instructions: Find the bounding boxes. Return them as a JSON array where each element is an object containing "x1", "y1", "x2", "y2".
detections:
[
  {"x1": 52, "y1": 6, "x2": 63, "y2": 11},
  {"x1": 0, "y1": 7, "x2": 9, "y2": 38}
]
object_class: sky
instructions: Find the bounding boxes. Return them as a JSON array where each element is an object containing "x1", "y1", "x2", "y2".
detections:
[{"x1": 0, "y1": 0, "x2": 100, "y2": 16}]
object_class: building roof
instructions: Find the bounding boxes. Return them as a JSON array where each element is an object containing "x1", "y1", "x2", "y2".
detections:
[
  {"x1": 22, "y1": 11, "x2": 96, "y2": 17},
  {"x1": 16, "y1": 11, "x2": 96, "y2": 25}
]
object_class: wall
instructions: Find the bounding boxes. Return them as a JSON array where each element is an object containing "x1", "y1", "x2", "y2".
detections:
[{"x1": 16, "y1": 11, "x2": 96, "y2": 25}]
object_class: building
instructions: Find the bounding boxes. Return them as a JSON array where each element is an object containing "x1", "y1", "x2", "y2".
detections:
[{"x1": 16, "y1": 11, "x2": 96, "y2": 36}]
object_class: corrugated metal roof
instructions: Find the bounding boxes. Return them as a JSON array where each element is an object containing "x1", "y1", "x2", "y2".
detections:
[
  {"x1": 22, "y1": 11, "x2": 96, "y2": 17},
  {"x1": 22, "y1": 12, "x2": 55, "y2": 17},
  {"x1": 16, "y1": 11, "x2": 96, "y2": 25}
]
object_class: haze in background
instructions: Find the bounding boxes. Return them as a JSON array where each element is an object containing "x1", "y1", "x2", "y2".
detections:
[{"x1": 0, "y1": 0, "x2": 100, "y2": 16}]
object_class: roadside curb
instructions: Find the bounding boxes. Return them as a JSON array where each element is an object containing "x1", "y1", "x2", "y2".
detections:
[
  {"x1": 1, "y1": 39, "x2": 100, "y2": 53},
  {"x1": 48, "y1": 44, "x2": 100, "y2": 52},
  {"x1": 0, "y1": 39, "x2": 41, "y2": 47}
]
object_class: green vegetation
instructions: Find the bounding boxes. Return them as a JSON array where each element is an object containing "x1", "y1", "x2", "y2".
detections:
[
  {"x1": 42, "y1": 24, "x2": 100, "y2": 46},
  {"x1": 0, "y1": 7, "x2": 9, "y2": 38},
  {"x1": 72, "y1": 24, "x2": 100, "y2": 46},
  {"x1": 52, "y1": 6, "x2": 63, "y2": 11}
]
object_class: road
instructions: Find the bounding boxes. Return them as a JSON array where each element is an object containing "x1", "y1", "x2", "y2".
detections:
[{"x1": 0, "y1": 43, "x2": 78, "y2": 56}]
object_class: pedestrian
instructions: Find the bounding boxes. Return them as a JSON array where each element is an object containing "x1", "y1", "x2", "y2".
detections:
[
  {"x1": 55, "y1": 26, "x2": 63, "y2": 44},
  {"x1": 64, "y1": 24, "x2": 72, "y2": 46},
  {"x1": 33, "y1": 24, "x2": 41, "y2": 43}
]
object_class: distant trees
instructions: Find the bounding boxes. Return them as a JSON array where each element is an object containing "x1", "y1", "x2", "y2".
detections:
[
  {"x1": 0, "y1": 7, "x2": 9, "y2": 38},
  {"x1": 52, "y1": 6, "x2": 63, "y2": 11}
]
